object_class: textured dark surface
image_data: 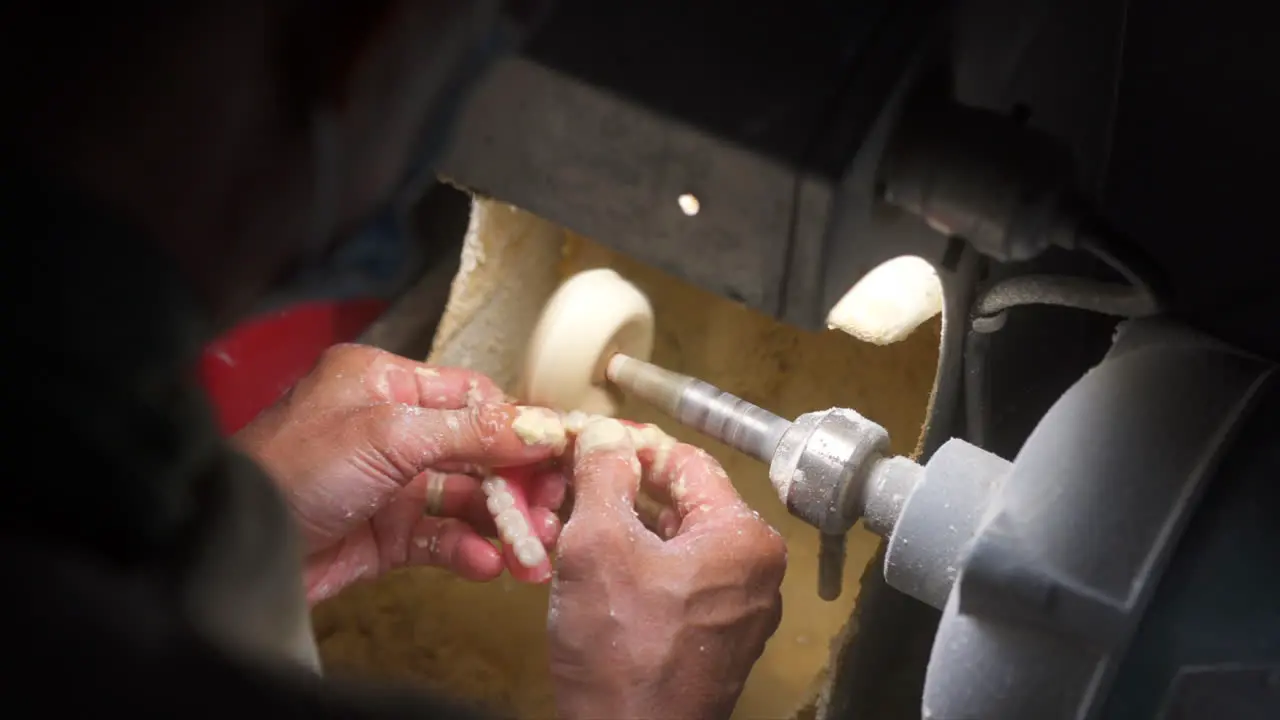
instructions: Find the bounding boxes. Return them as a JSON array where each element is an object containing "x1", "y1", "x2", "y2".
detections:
[
  {"x1": 1101, "y1": 379, "x2": 1280, "y2": 720},
  {"x1": 522, "y1": 1, "x2": 900, "y2": 170},
  {"x1": 439, "y1": 0, "x2": 945, "y2": 325}
]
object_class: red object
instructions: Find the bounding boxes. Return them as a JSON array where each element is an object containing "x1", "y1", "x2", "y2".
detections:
[{"x1": 199, "y1": 298, "x2": 390, "y2": 435}]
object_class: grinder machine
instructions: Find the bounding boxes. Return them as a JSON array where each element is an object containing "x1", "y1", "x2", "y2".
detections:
[{"x1": 420, "y1": 0, "x2": 1280, "y2": 718}]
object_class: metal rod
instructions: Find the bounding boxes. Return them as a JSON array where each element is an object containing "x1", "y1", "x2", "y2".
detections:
[
  {"x1": 817, "y1": 532, "x2": 847, "y2": 601},
  {"x1": 605, "y1": 354, "x2": 791, "y2": 464}
]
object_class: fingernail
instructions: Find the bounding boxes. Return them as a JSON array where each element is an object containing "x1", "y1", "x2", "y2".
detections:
[
  {"x1": 512, "y1": 407, "x2": 567, "y2": 451},
  {"x1": 537, "y1": 511, "x2": 562, "y2": 543},
  {"x1": 538, "y1": 475, "x2": 568, "y2": 510},
  {"x1": 659, "y1": 509, "x2": 680, "y2": 539},
  {"x1": 577, "y1": 417, "x2": 630, "y2": 455}
]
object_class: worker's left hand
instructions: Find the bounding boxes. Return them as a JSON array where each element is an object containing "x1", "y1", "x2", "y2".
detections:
[{"x1": 233, "y1": 344, "x2": 569, "y2": 604}]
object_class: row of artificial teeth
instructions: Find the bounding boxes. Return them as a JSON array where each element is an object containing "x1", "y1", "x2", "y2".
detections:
[
  {"x1": 561, "y1": 410, "x2": 592, "y2": 434},
  {"x1": 559, "y1": 411, "x2": 677, "y2": 475},
  {"x1": 628, "y1": 423, "x2": 676, "y2": 476},
  {"x1": 481, "y1": 476, "x2": 547, "y2": 569}
]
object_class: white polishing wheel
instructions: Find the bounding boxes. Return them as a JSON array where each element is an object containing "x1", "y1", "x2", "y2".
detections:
[{"x1": 521, "y1": 268, "x2": 655, "y2": 416}]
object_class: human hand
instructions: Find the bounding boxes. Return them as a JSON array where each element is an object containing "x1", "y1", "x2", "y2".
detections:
[
  {"x1": 233, "y1": 344, "x2": 570, "y2": 604},
  {"x1": 548, "y1": 417, "x2": 787, "y2": 720}
]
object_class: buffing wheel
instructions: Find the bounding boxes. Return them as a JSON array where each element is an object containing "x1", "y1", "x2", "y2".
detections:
[{"x1": 521, "y1": 268, "x2": 655, "y2": 416}]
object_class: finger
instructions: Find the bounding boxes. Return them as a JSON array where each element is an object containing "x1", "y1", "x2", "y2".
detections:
[
  {"x1": 598, "y1": 420, "x2": 680, "y2": 539},
  {"x1": 635, "y1": 491, "x2": 680, "y2": 540},
  {"x1": 407, "y1": 472, "x2": 498, "y2": 537},
  {"x1": 528, "y1": 506, "x2": 563, "y2": 546},
  {"x1": 568, "y1": 417, "x2": 644, "y2": 525},
  {"x1": 310, "y1": 344, "x2": 506, "y2": 408},
  {"x1": 405, "y1": 470, "x2": 562, "y2": 548},
  {"x1": 406, "y1": 516, "x2": 504, "y2": 581},
  {"x1": 429, "y1": 461, "x2": 487, "y2": 476},
  {"x1": 360, "y1": 346, "x2": 505, "y2": 408},
  {"x1": 369, "y1": 474, "x2": 494, "y2": 576},
  {"x1": 414, "y1": 471, "x2": 481, "y2": 518},
  {"x1": 520, "y1": 468, "x2": 568, "y2": 547},
  {"x1": 430, "y1": 457, "x2": 561, "y2": 483},
  {"x1": 482, "y1": 472, "x2": 553, "y2": 583},
  {"x1": 617, "y1": 421, "x2": 679, "y2": 502},
  {"x1": 361, "y1": 403, "x2": 566, "y2": 480},
  {"x1": 525, "y1": 467, "x2": 569, "y2": 511},
  {"x1": 641, "y1": 442, "x2": 746, "y2": 528},
  {"x1": 406, "y1": 365, "x2": 506, "y2": 409}
]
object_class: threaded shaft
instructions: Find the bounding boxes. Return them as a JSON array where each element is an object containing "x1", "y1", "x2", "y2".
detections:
[
  {"x1": 674, "y1": 380, "x2": 790, "y2": 462},
  {"x1": 607, "y1": 354, "x2": 789, "y2": 463}
]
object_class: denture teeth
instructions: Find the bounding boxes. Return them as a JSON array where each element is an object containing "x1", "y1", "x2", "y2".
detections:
[
  {"x1": 513, "y1": 537, "x2": 547, "y2": 568},
  {"x1": 561, "y1": 410, "x2": 590, "y2": 433},
  {"x1": 496, "y1": 507, "x2": 530, "y2": 543},
  {"x1": 483, "y1": 476, "x2": 529, "y2": 538},
  {"x1": 482, "y1": 475, "x2": 542, "y2": 558},
  {"x1": 485, "y1": 490, "x2": 515, "y2": 515}
]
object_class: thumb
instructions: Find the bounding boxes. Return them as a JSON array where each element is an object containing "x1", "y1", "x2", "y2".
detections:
[
  {"x1": 570, "y1": 417, "x2": 644, "y2": 521},
  {"x1": 358, "y1": 402, "x2": 565, "y2": 480}
]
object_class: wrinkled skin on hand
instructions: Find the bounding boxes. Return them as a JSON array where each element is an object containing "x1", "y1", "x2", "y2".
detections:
[
  {"x1": 235, "y1": 345, "x2": 787, "y2": 718},
  {"x1": 549, "y1": 417, "x2": 788, "y2": 720},
  {"x1": 233, "y1": 344, "x2": 569, "y2": 603}
]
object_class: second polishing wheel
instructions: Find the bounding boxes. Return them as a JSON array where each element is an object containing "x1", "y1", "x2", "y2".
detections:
[{"x1": 521, "y1": 268, "x2": 655, "y2": 416}]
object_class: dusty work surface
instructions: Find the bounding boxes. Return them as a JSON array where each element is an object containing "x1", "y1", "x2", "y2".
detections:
[{"x1": 313, "y1": 208, "x2": 940, "y2": 719}]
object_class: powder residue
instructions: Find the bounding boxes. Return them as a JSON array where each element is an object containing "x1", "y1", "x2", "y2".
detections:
[
  {"x1": 427, "y1": 199, "x2": 566, "y2": 390},
  {"x1": 314, "y1": 203, "x2": 941, "y2": 720},
  {"x1": 511, "y1": 407, "x2": 567, "y2": 451}
]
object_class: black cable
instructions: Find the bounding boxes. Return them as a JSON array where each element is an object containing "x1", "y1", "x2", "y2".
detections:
[{"x1": 962, "y1": 328, "x2": 991, "y2": 448}]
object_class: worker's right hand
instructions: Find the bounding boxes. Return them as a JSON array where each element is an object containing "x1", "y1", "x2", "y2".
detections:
[{"x1": 548, "y1": 418, "x2": 787, "y2": 720}]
